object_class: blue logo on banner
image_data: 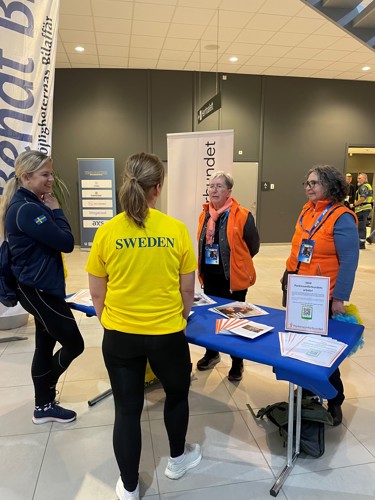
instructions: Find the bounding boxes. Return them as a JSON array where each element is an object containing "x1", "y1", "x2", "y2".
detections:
[{"x1": 34, "y1": 215, "x2": 47, "y2": 225}]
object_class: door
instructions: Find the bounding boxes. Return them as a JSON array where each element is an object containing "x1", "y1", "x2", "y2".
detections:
[{"x1": 233, "y1": 162, "x2": 259, "y2": 222}]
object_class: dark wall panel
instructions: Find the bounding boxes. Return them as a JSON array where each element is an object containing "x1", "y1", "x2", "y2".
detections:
[
  {"x1": 150, "y1": 70, "x2": 194, "y2": 160},
  {"x1": 260, "y1": 76, "x2": 375, "y2": 243},
  {"x1": 221, "y1": 73, "x2": 262, "y2": 162},
  {"x1": 52, "y1": 69, "x2": 149, "y2": 239}
]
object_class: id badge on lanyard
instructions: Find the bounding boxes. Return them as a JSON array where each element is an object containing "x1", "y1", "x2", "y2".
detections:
[
  {"x1": 297, "y1": 238, "x2": 315, "y2": 264},
  {"x1": 205, "y1": 244, "x2": 219, "y2": 265}
]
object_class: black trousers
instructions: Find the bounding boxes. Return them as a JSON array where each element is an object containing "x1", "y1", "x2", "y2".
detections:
[
  {"x1": 327, "y1": 303, "x2": 345, "y2": 406},
  {"x1": 17, "y1": 283, "x2": 84, "y2": 406},
  {"x1": 203, "y1": 273, "x2": 247, "y2": 365},
  {"x1": 328, "y1": 367, "x2": 344, "y2": 406},
  {"x1": 102, "y1": 329, "x2": 192, "y2": 492},
  {"x1": 356, "y1": 209, "x2": 371, "y2": 242}
]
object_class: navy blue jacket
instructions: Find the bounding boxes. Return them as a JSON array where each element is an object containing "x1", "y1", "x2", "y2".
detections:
[{"x1": 5, "y1": 187, "x2": 74, "y2": 298}]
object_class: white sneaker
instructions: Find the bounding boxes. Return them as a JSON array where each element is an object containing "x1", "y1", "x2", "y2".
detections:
[
  {"x1": 115, "y1": 477, "x2": 139, "y2": 500},
  {"x1": 164, "y1": 443, "x2": 202, "y2": 479}
]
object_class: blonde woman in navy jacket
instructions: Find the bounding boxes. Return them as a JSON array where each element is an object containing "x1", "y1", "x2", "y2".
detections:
[{"x1": 0, "y1": 150, "x2": 84, "y2": 425}]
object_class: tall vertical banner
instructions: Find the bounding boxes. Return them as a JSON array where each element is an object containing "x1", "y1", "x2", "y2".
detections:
[
  {"x1": 167, "y1": 130, "x2": 234, "y2": 252},
  {"x1": 0, "y1": 0, "x2": 59, "y2": 195}
]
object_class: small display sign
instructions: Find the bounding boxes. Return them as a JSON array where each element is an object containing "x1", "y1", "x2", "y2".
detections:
[{"x1": 77, "y1": 158, "x2": 116, "y2": 249}]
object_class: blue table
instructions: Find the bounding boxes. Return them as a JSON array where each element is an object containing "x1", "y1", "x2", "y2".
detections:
[
  {"x1": 187, "y1": 297, "x2": 363, "y2": 495},
  {"x1": 187, "y1": 297, "x2": 364, "y2": 400},
  {"x1": 69, "y1": 296, "x2": 364, "y2": 496}
]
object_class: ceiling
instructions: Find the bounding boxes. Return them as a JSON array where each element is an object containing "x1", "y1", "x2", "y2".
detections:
[{"x1": 57, "y1": 0, "x2": 375, "y2": 81}]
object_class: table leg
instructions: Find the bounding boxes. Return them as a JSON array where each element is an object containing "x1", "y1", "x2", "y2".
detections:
[
  {"x1": 0, "y1": 336, "x2": 28, "y2": 343},
  {"x1": 270, "y1": 383, "x2": 301, "y2": 497},
  {"x1": 88, "y1": 388, "x2": 113, "y2": 407}
]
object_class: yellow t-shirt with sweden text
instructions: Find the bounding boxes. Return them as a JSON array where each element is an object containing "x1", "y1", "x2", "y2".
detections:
[{"x1": 85, "y1": 209, "x2": 197, "y2": 334}]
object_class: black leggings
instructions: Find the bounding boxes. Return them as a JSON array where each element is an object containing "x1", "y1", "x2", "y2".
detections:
[
  {"x1": 102, "y1": 329, "x2": 192, "y2": 492},
  {"x1": 17, "y1": 283, "x2": 84, "y2": 406}
]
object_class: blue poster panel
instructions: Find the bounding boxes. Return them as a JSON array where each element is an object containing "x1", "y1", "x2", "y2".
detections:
[{"x1": 77, "y1": 158, "x2": 116, "y2": 249}]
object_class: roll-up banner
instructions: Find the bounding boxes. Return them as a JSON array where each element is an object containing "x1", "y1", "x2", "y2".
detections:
[
  {"x1": 77, "y1": 158, "x2": 116, "y2": 250},
  {"x1": 167, "y1": 130, "x2": 234, "y2": 251},
  {"x1": 0, "y1": 0, "x2": 60, "y2": 195}
]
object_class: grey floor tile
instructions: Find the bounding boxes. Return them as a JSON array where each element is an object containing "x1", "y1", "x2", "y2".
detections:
[{"x1": 0, "y1": 432, "x2": 49, "y2": 500}]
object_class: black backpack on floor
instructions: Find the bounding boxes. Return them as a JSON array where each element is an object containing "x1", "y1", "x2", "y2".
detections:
[{"x1": 256, "y1": 399, "x2": 333, "y2": 458}]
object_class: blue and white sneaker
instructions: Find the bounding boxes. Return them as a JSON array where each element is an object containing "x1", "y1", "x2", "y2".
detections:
[{"x1": 32, "y1": 402, "x2": 76, "y2": 424}]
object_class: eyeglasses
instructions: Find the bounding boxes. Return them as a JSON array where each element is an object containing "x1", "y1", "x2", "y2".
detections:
[
  {"x1": 302, "y1": 180, "x2": 320, "y2": 189},
  {"x1": 208, "y1": 184, "x2": 228, "y2": 191}
]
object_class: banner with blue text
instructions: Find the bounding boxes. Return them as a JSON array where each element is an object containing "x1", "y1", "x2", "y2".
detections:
[{"x1": 0, "y1": 0, "x2": 60, "y2": 195}]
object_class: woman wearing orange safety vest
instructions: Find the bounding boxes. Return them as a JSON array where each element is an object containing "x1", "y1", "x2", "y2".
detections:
[
  {"x1": 197, "y1": 171, "x2": 259, "y2": 382},
  {"x1": 283, "y1": 164, "x2": 359, "y2": 426}
]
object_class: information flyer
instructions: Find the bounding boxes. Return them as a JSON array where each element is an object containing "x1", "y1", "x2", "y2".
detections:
[{"x1": 285, "y1": 275, "x2": 330, "y2": 335}]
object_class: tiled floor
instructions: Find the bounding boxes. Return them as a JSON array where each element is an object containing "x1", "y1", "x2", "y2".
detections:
[{"x1": 0, "y1": 243, "x2": 374, "y2": 500}]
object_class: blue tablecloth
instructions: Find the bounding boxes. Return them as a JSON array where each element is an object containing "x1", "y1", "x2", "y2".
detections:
[
  {"x1": 69, "y1": 296, "x2": 364, "y2": 399},
  {"x1": 187, "y1": 297, "x2": 364, "y2": 399}
]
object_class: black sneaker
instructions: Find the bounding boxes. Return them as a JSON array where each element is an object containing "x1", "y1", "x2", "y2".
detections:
[
  {"x1": 32, "y1": 402, "x2": 77, "y2": 425},
  {"x1": 197, "y1": 353, "x2": 221, "y2": 370},
  {"x1": 328, "y1": 404, "x2": 343, "y2": 426},
  {"x1": 228, "y1": 361, "x2": 244, "y2": 382},
  {"x1": 366, "y1": 237, "x2": 372, "y2": 245}
]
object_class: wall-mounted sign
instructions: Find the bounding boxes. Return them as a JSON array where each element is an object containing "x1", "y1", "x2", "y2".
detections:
[
  {"x1": 197, "y1": 92, "x2": 222, "y2": 123},
  {"x1": 77, "y1": 158, "x2": 116, "y2": 249}
]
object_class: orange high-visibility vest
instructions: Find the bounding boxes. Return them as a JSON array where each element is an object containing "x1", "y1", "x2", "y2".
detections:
[{"x1": 287, "y1": 200, "x2": 357, "y2": 297}]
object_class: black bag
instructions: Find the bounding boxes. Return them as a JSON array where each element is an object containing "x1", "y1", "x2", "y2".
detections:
[
  {"x1": 256, "y1": 399, "x2": 333, "y2": 458},
  {"x1": 0, "y1": 239, "x2": 18, "y2": 307}
]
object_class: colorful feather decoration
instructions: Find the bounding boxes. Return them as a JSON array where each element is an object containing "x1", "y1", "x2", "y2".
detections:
[{"x1": 332, "y1": 304, "x2": 364, "y2": 356}]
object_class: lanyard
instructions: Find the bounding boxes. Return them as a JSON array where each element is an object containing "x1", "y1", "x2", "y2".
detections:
[{"x1": 299, "y1": 202, "x2": 333, "y2": 238}]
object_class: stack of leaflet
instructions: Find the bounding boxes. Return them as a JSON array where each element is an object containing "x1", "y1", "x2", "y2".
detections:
[
  {"x1": 216, "y1": 318, "x2": 274, "y2": 340},
  {"x1": 209, "y1": 301, "x2": 268, "y2": 319},
  {"x1": 279, "y1": 331, "x2": 348, "y2": 367},
  {"x1": 192, "y1": 293, "x2": 217, "y2": 307}
]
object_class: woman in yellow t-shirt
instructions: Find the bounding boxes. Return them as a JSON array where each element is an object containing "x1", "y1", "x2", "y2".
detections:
[{"x1": 86, "y1": 152, "x2": 201, "y2": 500}]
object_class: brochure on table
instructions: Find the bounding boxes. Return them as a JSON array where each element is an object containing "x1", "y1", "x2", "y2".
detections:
[
  {"x1": 278, "y1": 331, "x2": 347, "y2": 367},
  {"x1": 285, "y1": 275, "x2": 330, "y2": 335},
  {"x1": 215, "y1": 317, "x2": 274, "y2": 339},
  {"x1": 66, "y1": 289, "x2": 92, "y2": 307},
  {"x1": 193, "y1": 293, "x2": 217, "y2": 307},
  {"x1": 209, "y1": 301, "x2": 268, "y2": 319}
]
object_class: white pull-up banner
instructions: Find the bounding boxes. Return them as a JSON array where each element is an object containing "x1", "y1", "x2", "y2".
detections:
[
  {"x1": 0, "y1": 0, "x2": 60, "y2": 195},
  {"x1": 167, "y1": 129, "x2": 234, "y2": 249}
]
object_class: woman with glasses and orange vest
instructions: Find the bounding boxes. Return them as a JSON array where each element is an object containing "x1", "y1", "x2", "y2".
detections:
[
  {"x1": 283, "y1": 164, "x2": 359, "y2": 426},
  {"x1": 196, "y1": 171, "x2": 260, "y2": 382}
]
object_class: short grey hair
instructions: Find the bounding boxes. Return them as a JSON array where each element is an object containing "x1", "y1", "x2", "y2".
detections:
[
  {"x1": 210, "y1": 171, "x2": 234, "y2": 189},
  {"x1": 358, "y1": 172, "x2": 368, "y2": 181}
]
